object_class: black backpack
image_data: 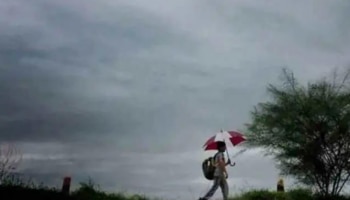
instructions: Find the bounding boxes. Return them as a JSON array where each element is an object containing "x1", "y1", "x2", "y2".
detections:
[{"x1": 201, "y1": 152, "x2": 219, "y2": 180}]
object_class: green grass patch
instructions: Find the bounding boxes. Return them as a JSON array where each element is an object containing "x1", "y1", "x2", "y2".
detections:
[
  {"x1": 0, "y1": 175, "x2": 153, "y2": 200},
  {"x1": 230, "y1": 188, "x2": 350, "y2": 200},
  {"x1": 1, "y1": 175, "x2": 350, "y2": 200}
]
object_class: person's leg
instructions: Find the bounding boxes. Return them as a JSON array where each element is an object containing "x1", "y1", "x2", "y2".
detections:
[
  {"x1": 219, "y1": 177, "x2": 229, "y2": 200},
  {"x1": 200, "y1": 177, "x2": 220, "y2": 200}
]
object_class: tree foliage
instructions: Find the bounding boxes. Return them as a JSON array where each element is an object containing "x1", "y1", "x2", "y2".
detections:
[{"x1": 245, "y1": 67, "x2": 350, "y2": 196}]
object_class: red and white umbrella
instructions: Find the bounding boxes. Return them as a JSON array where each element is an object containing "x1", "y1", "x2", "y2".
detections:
[
  {"x1": 202, "y1": 130, "x2": 246, "y2": 166},
  {"x1": 203, "y1": 130, "x2": 246, "y2": 151}
]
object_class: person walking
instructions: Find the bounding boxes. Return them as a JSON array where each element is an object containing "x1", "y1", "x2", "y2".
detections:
[{"x1": 199, "y1": 141, "x2": 234, "y2": 200}]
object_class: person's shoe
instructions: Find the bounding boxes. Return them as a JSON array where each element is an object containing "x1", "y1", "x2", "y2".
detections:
[{"x1": 198, "y1": 197, "x2": 207, "y2": 200}]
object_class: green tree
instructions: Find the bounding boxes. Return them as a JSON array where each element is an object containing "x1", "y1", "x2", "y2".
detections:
[{"x1": 244, "y1": 67, "x2": 350, "y2": 197}]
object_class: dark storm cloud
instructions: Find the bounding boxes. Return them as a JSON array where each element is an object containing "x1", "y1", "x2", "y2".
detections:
[
  {"x1": 1, "y1": 0, "x2": 350, "y2": 199},
  {"x1": 0, "y1": 0, "x2": 199, "y2": 143},
  {"x1": 2, "y1": 0, "x2": 348, "y2": 144}
]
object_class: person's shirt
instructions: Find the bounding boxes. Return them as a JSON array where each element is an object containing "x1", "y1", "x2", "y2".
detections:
[{"x1": 214, "y1": 152, "x2": 225, "y2": 177}]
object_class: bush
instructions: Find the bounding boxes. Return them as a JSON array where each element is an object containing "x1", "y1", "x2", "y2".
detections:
[
  {"x1": 313, "y1": 194, "x2": 350, "y2": 200},
  {"x1": 287, "y1": 188, "x2": 313, "y2": 200},
  {"x1": 0, "y1": 185, "x2": 74, "y2": 200},
  {"x1": 231, "y1": 189, "x2": 286, "y2": 200},
  {"x1": 0, "y1": 176, "x2": 151, "y2": 200},
  {"x1": 70, "y1": 178, "x2": 150, "y2": 200}
]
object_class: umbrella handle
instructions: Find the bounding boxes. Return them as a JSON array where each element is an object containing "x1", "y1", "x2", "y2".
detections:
[{"x1": 225, "y1": 151, "x2": 236, "y2": 167}]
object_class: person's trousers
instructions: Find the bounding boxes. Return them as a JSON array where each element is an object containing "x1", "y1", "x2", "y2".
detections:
[{"x1": 203, "y1": 175, "x2": 228, "y2": 200}]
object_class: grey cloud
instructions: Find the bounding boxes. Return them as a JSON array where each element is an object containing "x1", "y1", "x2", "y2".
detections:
[
  {"x1": 0, "y1": 0, "x2": 199, "y2": 143},
  {"x1": 1, "y1": 0, "x2": 350, "y2": 199}
]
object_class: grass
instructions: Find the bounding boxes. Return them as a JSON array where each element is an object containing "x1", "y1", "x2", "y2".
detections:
[
  {"x1": 230, "y1": 188, "x2": 350, "y2": 200},
  {"x1": 0, "y1": 175, "x2": 152, "y2": 200},
  {"x1": 1, "y1": 175, "x2": 350, "y2": 200}
]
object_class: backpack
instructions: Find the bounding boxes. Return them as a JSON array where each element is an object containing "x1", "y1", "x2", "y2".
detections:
[{"x1": 201, "y1": 152, "x2": 220, "y2": 180}]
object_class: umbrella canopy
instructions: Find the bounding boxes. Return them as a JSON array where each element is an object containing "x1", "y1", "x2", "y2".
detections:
[{"x1": 203, "y1": 130, "x2": 245, "y2": 151}]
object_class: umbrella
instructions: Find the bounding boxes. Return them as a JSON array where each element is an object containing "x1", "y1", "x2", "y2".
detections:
[
  {"x1": 203, "y1": 130, "x2": 246, "y2": 150},
  {"x1": 202, "y1": 130, "x2": 246, "y2": 166}
]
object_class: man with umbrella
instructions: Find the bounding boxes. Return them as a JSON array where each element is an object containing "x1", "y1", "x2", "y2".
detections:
[{"x1": 199, "y1": 130, "x2": 245, "y2": 200}]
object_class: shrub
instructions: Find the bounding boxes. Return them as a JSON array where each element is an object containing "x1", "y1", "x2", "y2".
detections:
[
  {"x1": 231, "y1": 189, "x2": 285, "y2": 200},
  {"x1": 287, "y1": 188, "x2": 313, "y2": 200}
]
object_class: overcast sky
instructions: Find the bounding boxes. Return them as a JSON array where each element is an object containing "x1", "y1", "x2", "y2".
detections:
[{"x1": 1, "y1": 0, "x2": 350, "y2": 199}]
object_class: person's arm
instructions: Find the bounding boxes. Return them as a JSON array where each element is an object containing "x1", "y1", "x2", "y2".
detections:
[{"x1": 217, "y1": 155, "x2": 228, "y2": 176}]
